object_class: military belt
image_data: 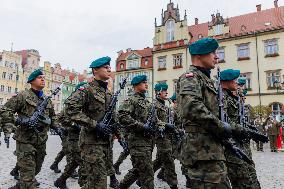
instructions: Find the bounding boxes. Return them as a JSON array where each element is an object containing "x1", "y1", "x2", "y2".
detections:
[{"x1": 184, "y1": 126, "x2": 207, "y2": 133}]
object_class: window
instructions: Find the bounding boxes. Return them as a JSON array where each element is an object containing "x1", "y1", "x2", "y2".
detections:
[
  {"x1": 128, "y1": 59, "x2": 139, "y2": 69},
  {"x1": 120, "y1": 63, "x2": 124, "y2": 70},
  {"x1": 0, "y1": 98, "x2": 3, "y2": 105},
  {"x1": 158, "y1": 56, "x2": 166, "y2": 70},
  {"x1": 173, "y1": 54, "x2": 183, "y2": 68},
  {"x1": 8, "y1": 73, "x2": 13, "y2": 80},
  {"x1": 16, "y1": 75, "x2": 19, "y2": 81},
  {"x1": 271, "y1": 102, "x2": 282, "y2": 117},
  {"x1": 173, "y1": 79, "x2": 178, "y2": 92},
  {"x1": 2, "y1": 72, "x2": 6, "y2": 79},
  {"x1": 0, "y1": 85, "x2": 4, "y2": 92},
  {"x1": 7, "y1": 86, "x2": 11, "y2": 93},
  {"x1": 237, "y1": 43, "x2": 250, "y2": 60},
  {"x1": 240, "y1": 73, "x2": 252, "y2": 90},
  {"x1": 214, "y1": 24, "x2": 222, "y2": 35},
  {"x1": 266, "y1": 71, "x2": 280, "y2": 89},
  {"x1": 15, "y1": 88, "x2": 18, "y2": 93},
  {"x1": 264, "y1": 39, "x2": 279, "y2": 56},
  {"x1": 166, "y1": 19, "x2": 175, "y2": 42},
  {"x1": 145, "y1": 58, "x2": 148, "y2": 66},
  {"x1": 217, "y1": 47, "x2": 225, "y2": 62}
]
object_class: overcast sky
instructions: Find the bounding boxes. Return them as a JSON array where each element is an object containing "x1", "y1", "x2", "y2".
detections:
[{"x1": 0, "y1": 0, "x2": 281, "y2": 72}]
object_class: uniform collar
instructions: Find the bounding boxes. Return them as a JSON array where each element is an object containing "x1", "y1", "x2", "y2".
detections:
[
  {"x1": 193, "y1": 66, "x2": 211, "y2": 78},
  {"x1": 91, "y1": 79, "x2": 108, "y2": 91},
  {"x1": 134, "y1": 92, "x2": 146, "y2": 99}
]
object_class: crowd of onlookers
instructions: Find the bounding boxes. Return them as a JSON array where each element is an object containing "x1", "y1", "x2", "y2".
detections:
[{"x1": 253, "y1": 115, "x2": 283, "y2": 152}]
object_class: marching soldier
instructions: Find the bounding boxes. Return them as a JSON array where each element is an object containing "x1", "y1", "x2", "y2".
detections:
[
  {"x1": 177, "y1": 38, "x2": 232, "y2": 188},
  {"x1": 152, "y1": 83, "x2": 178, "y2": 189},
  {"x1": 1, "y1": 69, "x2": 57, "y2": 189},
  {"x1": 220, "y1": 69, "x2": 261, "y2": 189},
  {"x1": 64, "y1": 56, "x2": 119, "y2": 189},
  {"x1": 118, "y1": 75, "x2": 159, "y2": 189}
]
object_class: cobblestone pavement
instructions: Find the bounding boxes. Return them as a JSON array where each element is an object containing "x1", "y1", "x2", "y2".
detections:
[{"x1": 0, "y1": 134, "x2": 283, "y2": 189}]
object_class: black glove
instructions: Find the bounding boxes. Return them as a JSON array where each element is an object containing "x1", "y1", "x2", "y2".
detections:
[
  {"x1": 143, "y1": 123, "x2": 152, "y2": 132},
  {"x1": 221, "y1": 122, "x2": 232, "y2": 139},
  {"x1": 96, "y1": 122, "x2": 112, "y2": 136},
  {"x1": 16, "y1": 117, "x2": 38, "y2": 128},
  {"x1": 165, "y1": 123, "x2": 175, "y2": 131}
]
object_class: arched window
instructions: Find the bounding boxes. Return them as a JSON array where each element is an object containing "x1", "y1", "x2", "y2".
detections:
[
  {"x1": 166, "y1": 19, "x2": 175, "y2": 42},
  {"x1": 120, "y1": 63, "x2": 124, "y2": 70}
]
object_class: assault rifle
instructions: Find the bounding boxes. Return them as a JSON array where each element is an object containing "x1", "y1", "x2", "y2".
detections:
[
  {"x1": 16, "y1": 84, "x2": 63, "y2": 132},
  {"x1": 217, "y1": 67, "x2": 253, "y2": 165},
  {"x1": 99, "y1": 77, "x2": 127, "y2": 135},
  {"x1": 237, "y1": 88, "x2": 269, "y2": 143}
]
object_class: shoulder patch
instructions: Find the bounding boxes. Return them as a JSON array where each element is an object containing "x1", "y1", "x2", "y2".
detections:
[
  {"x1": 186, "y1": 72, "x2": 194, "y2": 78},
  {"x1": 78, "y1": 86, "x2": 86, "y2": 91}
]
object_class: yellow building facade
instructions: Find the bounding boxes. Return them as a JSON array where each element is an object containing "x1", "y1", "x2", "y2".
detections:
[{"x1": 0, "y1": 51, "x2": 25, "y2": 105}]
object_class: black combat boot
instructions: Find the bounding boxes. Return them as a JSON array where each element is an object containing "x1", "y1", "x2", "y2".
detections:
[
  {"x1": 35, "y1": 179, "x2": 40, "y2": 187},
  {"x1": 70, "y1": 170, "x2": 79, "y2": 178},
  {"x1": 8, "y1": 184, "x2": 20, "y2": 189},
  {"x1": 170, "y1": 185, "x2": 178, "y2": 189},
  {"x1": 157, "y1": 169, "x2": 166, "y2": 181},
  {"x1": 54, "y1": 178, "x2": 69, "y2": 189},
  {"x1": 110, "y1": 175, "x2": 120, "y2": 189},
  {"x1": 136, "y1": 180, "x2": 142, "y2": 187},
  {"x1": 185, "y1": 175, "x2": 191, "y2": 188},
  {"x1": 10, "y1": 166, "x2": 19, "y2": 180},
  {"x1": 50, "y1": 162, "x2": 61, "y2": 173},
  {"x1": 113, "y1": 163, "x2": 121, "y2": 175}
]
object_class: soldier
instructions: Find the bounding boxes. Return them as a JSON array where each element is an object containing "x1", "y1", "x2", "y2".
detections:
[
  {"x1": 220, "y1": 69, "x2": 261, "y2": 189},
  {"x1": 1, "y1": 69, "x2": 57, "y2": 189},
  {"x1": 50, "y1": 123, "x2": 69, "y2": 174},
  {"x1": 152, "y1": 83, "x2": 178, "y2": 189},
  {"x1": 254, "y1": 115, "x2": 265, "y2": 151},
  {"x1": 64, "y1": 56, "x2": 119, "y2": 189},
  {"x1": 118, "y1": 75, "x2": 158, "y2": 189},
  {"x1": 177, "y1": 38, "x2": 232, "y2": 188},
  {"x1": 267, "y1": 116, "x2": 281, "y2": 152}
]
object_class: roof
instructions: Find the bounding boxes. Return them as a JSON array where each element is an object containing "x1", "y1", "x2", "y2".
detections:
[
  {"x1": 188, "y1": 6, "x2": 284, "y2": 41},
  {"x1": 117, "y1": 47, "x2": 152, "y2": 62}
]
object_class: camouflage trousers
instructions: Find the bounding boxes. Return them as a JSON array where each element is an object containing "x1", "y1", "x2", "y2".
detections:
[
  {"x1": 120, "y1": 146, "x2": 154, "y2": 189},
  {"x1": 53, "y1": 137, "x2": 69, "y2": 165},
  {"x1": 16, "y1": 141, "x2": 46, "y2": 189},
  {"x1": 153, "y1": 140, "x2": 177, "y2": 187},
  {"x1": 227, "y1": 162, "x2": 261, "y2": 189},
  {"x1": 269, "y1": 135, "x2": 277, "y2": 151},
  {"x1": 81, "y1": 143, "x2": 114, "y2": 189},
  {"x1": 185, "y1": 160, "x2": 231, "y2": 189},
  {"x1": 56, "y1": 140, "x2": 83, "y2": 185},
  {"x1": 114, "y1": 149, "x2": 130, "y2": 167}
]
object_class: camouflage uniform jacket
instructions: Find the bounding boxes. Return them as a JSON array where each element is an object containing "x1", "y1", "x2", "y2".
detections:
[
  {"x1": 223, "y1": 89, "x2": 248, "y2": 164},
  {"x1": 57, "y1": 109, "x2": 79, "y2": 141},
  {"x1": 118, "y1": 92, "x2": 156, "y2": 148},
  {"x1": 254, "y1": 118, "x2": 265, "y2": 134},
  {"x1": 267, "y1": 120, "x2": 280, "y2": 136},
  {"x1": 1, "y1": 88, "x2": 55, "y2": 144},
  {"x1": 155, "y1": 98, "x2": 172, "y2": 149},
  {"x1": 65, "y1": 79, "x2": 114, "y2": 145},
  {"x1": 177, "y1": 65, "x2": 226, "y2": 165}
]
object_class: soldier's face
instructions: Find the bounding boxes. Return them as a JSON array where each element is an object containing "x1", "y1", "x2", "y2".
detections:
[
  {"x1": 159, "y1": 90, "x2": 168, "y2": 100},
  {"x1": 134, "y1": 81, "x2": 148, "y2": 93},
  {"x1": 93, "y1": 65, "x2": 111, "y2": 81},
  {"x1": 31, "y1": 75, "x2": 45, "y2": 90},
  {"x1": 228, "y1": 79, "x2": 238, "y2": 91},
  {"x1": 199, "y1": 51, "x2": 219, "y2": 69}
]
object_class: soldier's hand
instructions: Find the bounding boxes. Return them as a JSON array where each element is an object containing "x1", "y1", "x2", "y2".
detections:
[
  {"x1": 221, "y1": 121, "x2": 232, "y2": 139},
  {"x1": 165, "y1": 123, "x2": 175, "y2": 131},
  {"x1": 96, "y1": 122, "x2": 112, "y2": 135}
]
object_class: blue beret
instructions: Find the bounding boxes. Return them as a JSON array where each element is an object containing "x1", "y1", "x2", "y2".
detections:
[
  {"x1": 75, "y1": 82, "x2": 87, "y2": 91},
  {"x1": 27, "y1": 69, "x2": 44, "y2": 83},
  {"x1": 154, "y1": 83, "x2": 168, "y2": 91},
  {"x1": 89, "y1": 56, "x2": 111, "y2": 68},
  {"x1": 238, "y1": 77, "x2": 246, "y2": 85},
  {"x1": 131, "y1": 75, "x2": 147, "y2": 85},
  {"x1": 170, "y1": 93, "x2": 177, "y2": 101},
  {"x1": 189, "y1": 38, "x2": 219, "y2": 55},
  {"x1": 220, "y1": 69, "x2": 240, "y2": 81}
]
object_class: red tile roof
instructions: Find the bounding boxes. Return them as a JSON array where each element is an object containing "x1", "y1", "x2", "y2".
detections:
[
  {"x1": 188, "y1": 6, "x2": 284, "y2": 41},
  {"x1": 117, "y1": 47, "x2": 152, "y2": 62}
]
